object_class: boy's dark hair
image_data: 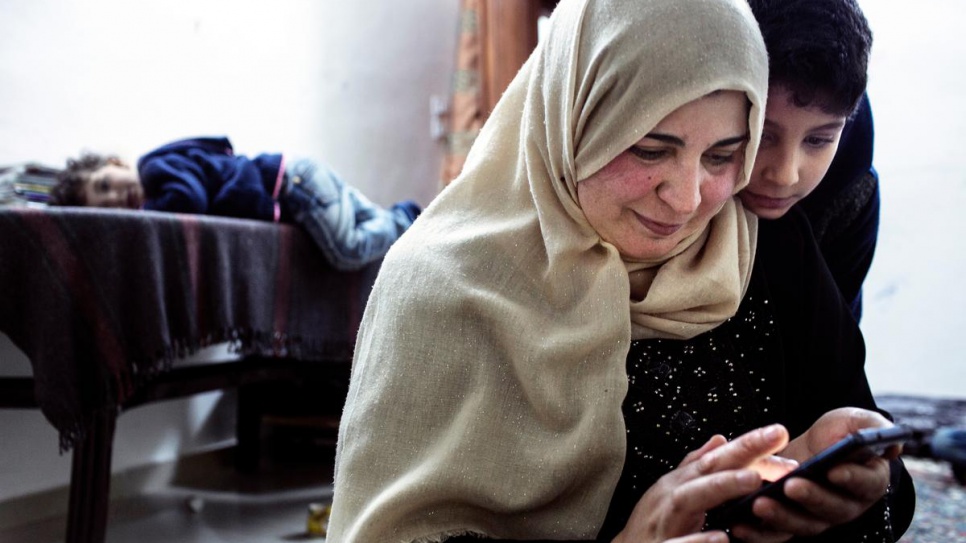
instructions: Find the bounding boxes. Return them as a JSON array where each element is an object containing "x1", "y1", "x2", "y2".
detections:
[
  {"x1": 748, "y1": 0, "x2": 872, "y2": 116},
  {"x1": 50, "y1": 152, "x2": 119, "y2": 206}
]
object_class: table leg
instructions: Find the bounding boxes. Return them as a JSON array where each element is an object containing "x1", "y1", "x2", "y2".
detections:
[
  {"x1": 66, "y1": 410, "x2": 116, "y2": 543},
  {"x1": 235, "y1": 383, "x2": 262, "y2": 473}
]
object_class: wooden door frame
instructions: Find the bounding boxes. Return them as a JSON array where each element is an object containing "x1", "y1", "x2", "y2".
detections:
[{"x1": 477, "y1": 0, "x2": 558, "y2": 119}]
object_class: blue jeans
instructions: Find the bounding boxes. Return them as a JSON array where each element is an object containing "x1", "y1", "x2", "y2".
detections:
[{"x1": 281, "y1": 158, "x2": 418, "y2": 271}]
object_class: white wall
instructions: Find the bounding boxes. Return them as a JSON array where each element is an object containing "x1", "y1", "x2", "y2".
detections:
[
  {"x1": 0, "y1": 0, "x2": 459, "y2": 505},
  {"x1": 860, "y1": 0, "x2": 966, "y2": 398}
]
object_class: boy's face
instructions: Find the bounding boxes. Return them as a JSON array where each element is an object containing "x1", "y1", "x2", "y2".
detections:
[
  {"x1": 83, "y1": 162, "x2": 144, "y2": 209},
  {"x1": 740, "y1": 86, "x2": 848, "y2": 219}
]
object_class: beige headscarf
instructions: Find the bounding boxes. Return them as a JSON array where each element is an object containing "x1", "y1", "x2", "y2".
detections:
[{"x1": 328, "y1": 0, "x2": 768, "y2": 541}]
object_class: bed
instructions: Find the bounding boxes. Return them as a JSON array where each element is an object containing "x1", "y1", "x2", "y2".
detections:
[{"x1": 0, "y1": 206, "x2": 380, "y2": 543}]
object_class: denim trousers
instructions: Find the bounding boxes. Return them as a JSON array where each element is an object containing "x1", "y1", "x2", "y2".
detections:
[{"x1": 281, "y1": 158, "x2": 413, "y2": 271}]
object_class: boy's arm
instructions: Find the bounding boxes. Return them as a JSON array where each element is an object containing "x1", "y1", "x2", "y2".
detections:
[
  {"x1": 811, "y1": 93, "x2": 879, "y2": 320},
  {"x1": 759, "y1": 208, "x2": 913, "y2": 541},
  {"x1": 816, "y1": 172, "x2": 880, "y2": 321}
]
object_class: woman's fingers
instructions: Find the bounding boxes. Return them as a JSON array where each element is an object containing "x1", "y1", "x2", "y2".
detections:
[
  {"x1": 671, "y1": 470, "x2": 762, "y2": 517},
  {"x1": 749, "y1": 454, "x2": 801, "y2": 482},
  {"x1": 622, "y1": 428, "x2": 789, "y2": 542},
  {"x1": 693, "y1": 424, "x2": 790, "y2": 475},
  {"x1": 747, "y1": 494, "x2": 833, "y2": 537},
  {"x1": 679, "y1": 434, "x2": 729, "y2": 468},
  {"x1": 787, "y1": 407, "x2": 895, "y2": 461},
  {"x1": 731, "y1": 518, "x2": 811, "y2": 543},
  {"x1": 824, "y1": 456, "x2": 892, "y2": 500},
  {"x1": 744, "y1": 457, "x2": 892, "y2": 537},
  {"x1": 835, "y1": 407, "x2": 894, "y2": 436},
  {"x1": 652, "y1": 415, "x2": 895, "y2": 542},
  {"x1": 778, "y1": 457, "x2": 891, "y2": 523},
  {"x1": 666, "y1": 532, "x2": 730, "y2": 543}
]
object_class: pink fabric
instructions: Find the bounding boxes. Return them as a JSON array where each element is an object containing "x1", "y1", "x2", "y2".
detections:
[{"x1": 272, "y1": 154, "x2": 286, "y2": 222}]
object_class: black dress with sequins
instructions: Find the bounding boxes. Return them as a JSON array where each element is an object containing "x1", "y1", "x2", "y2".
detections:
[
  {"x1": 594, "y1": 209, "x2": 915, "y2": 542},
  {"x1": 451, "y1": 209, "x2": 915, "y2": 543}
]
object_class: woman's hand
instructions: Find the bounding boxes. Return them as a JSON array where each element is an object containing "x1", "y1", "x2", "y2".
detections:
[
  {"x1": 613, "y1": 424, "x2": 798, "y2": 543},
  {"x1": 732, "y1": 408, "x2": 897, "y2": 541}
]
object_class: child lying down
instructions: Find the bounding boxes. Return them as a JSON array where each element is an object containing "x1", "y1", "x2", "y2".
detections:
[{"x1": 49, "y1": 136, "x2": 421, "y2": 271}]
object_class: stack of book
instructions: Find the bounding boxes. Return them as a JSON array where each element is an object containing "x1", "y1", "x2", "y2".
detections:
[{"x1": 0, "y1": 163, "x2": 62, "y2": 207}]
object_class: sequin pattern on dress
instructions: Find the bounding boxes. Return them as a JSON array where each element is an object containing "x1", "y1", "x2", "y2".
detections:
[{"x1": 621, "y1": 295, "x2": 781, "y2": 492}]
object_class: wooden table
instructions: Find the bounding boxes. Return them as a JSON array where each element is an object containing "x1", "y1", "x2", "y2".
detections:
[{"x1": 0, "y1": 207, "x2": 377, "y2": 543}]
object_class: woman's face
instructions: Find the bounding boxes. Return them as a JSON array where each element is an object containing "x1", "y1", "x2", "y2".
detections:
[
  {"x1": 577, "y1": 91, "x2": 749, "y2": 261},
  {"x1": 739, "y1": 86, "x2": 847, "y2": 219}
]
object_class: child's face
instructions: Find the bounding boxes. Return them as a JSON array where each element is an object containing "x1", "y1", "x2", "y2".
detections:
[
  {"x1": 740, "y1": 86, "x2": 848, "y2": 219},
  {"x1": 83, "y1": 163, "x2": 144, "y2": 209}
]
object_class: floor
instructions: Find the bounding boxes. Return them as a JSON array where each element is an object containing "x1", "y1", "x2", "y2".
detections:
[
  {"x1": 902, "y1": 457, "x2": 966, "y2": 541},
  {"x1": 2, "y1": 444, "x2": 964, "y2": 542},
  {"x1": 1, "y1": 398, "x2": 963, "y2": 543},
  {"x1": 0, "y1": 432, "x2": 338, "y2": 543}
]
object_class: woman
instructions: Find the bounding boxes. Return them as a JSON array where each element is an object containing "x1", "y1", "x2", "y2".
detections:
[{"x1": 328, "y1": 0, "x2": 911, "y2": 541}]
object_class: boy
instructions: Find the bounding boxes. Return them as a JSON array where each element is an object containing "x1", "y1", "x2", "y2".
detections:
[
  {"x1": 744, "y1": 0, "x2": 877, "y2": 320},
  {"x1": 50, "y1": 136, "x2": 421, "y2": 271}
]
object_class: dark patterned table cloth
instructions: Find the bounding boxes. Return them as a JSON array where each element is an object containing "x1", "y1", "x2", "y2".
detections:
[{"x1": 0, "y1": 206, "x2": 378, "y2": 451}]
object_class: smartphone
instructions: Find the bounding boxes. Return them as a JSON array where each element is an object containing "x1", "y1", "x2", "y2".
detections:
[{"x1": 704, "y1": 425, "x2": 925, "y2": 530}]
